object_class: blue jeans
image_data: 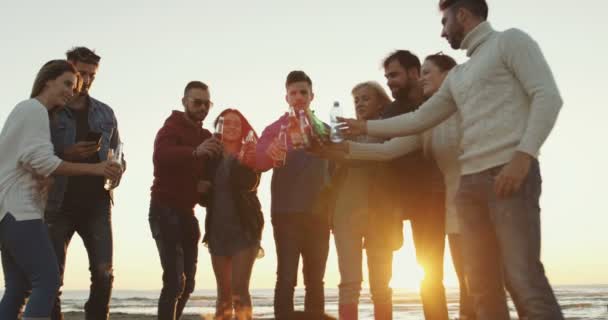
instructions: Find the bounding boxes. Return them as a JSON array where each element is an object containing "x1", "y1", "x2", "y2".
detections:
[
  {"x1": 272, "y1": 213, "x2": 330, "y2": 320},
  {"x1": 149, "y1": 202, "x2": 200, "y2": 320},
  {"x1": 455, "y1": 160, "x2": 563, "y2": 320},
  {"x1": 0, "y1": 214, "x2": 60, "y2": 319},
  {"x1": 45, "y1": 200, "x2": 113, "y2": 320}
]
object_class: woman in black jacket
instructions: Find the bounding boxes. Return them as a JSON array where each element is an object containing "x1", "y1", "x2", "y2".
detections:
[{"x1": 203, "y1": 108, "x2": 263, "y2": 320}]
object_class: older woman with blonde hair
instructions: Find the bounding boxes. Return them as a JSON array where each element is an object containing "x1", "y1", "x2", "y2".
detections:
[{"x1": 327, "y1": 81, "x2": 403, "y2": 320}]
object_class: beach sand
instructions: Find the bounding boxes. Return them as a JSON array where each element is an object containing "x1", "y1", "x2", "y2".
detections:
[
  {"x1": 62, "y1": 312, "x2": 279, "y2": 319},
  {"x1": 63, "y1": 312, "x2": 213, "y2": 319}
]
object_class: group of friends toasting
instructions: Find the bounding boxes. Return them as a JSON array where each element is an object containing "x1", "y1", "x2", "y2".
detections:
[{"x1": 0, "y1": 0, "x2": 565, "y2": 319}]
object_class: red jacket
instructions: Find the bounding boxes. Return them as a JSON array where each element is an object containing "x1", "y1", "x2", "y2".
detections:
[{"x1": 150, "y1": 111, "x2": 212, "y2": 213}]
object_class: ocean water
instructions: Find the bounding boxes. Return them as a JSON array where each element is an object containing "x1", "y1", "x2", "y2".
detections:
[{"x1": 55, "y1": 285, "x2": 608, "y2": 319}]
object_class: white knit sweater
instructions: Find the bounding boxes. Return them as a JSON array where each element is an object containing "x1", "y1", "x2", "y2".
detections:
[
  {"x1": 366, "y1": 22, "x2": 563, "y2": 175},
  {"x1": 0, "y1": 99, "x2": 62, "y2": 222}
]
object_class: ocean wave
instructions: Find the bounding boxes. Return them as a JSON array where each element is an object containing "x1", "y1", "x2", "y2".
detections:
[{"x1": 48, "y1": 286, "x2": 608, "y2": 319}]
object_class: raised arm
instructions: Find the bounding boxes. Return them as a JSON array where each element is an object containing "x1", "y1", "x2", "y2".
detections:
[
  {"x1": 366, "y1": 83, "x2": 457, "y2": 138},
  {"x1": 153, "y1": 126, "x2": 208, "y2": 167},
  {"x1": 346, "y1": 135, "x2": 422, "y2": 161},
  {"x1": 17, "y1": 107, "x2": 119, "y2": 178}
]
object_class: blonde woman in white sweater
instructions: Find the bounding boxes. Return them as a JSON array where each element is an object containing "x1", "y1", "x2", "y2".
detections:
[
  {"x1": 0, "y1": 60, "x2": 122, "y2": 320},
  {"x1": 338, "y1": 1, "x2": 564, "y2": 319}
]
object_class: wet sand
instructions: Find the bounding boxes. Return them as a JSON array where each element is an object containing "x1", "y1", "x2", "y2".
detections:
[
  {"x1": 63, "y1": 312, "x2": 213, "y2": 319},
  {"x1": 62, "y1": 312, "x2": 280, "y2": 319}
]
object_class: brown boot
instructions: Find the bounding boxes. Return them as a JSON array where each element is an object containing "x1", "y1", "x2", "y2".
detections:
[
  {"x1": 373, "y1": 303, "x2": 393, "y2": 320},
  {"x1": 338, "y1": 303, "x2": 358, "y2": 320}
]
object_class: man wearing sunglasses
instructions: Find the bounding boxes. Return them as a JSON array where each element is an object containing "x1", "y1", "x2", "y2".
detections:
[
  {"x1": 45, "y1": 46, "x2": 125, "y2": 320},
  {"x1": 149, "y1": 81, "x2": 222, "y2": 320}
]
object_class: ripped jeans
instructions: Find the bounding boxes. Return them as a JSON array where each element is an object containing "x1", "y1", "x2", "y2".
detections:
[
  {"x1": 45, "y1": 199, "x2": 114, "y2": 320},
  {"x1": 149, "y1": 202, "x2": 200, "y2": 320}
]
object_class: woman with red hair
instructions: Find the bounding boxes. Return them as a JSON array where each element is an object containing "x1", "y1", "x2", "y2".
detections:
[{"x1": 202, "y1": 108, "x2": 264, "y2": 320}]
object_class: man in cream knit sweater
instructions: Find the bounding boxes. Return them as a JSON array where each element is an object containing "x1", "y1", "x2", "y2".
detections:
[{"x1": 340, "y1": 0, "x2": 564, "y2": 319}]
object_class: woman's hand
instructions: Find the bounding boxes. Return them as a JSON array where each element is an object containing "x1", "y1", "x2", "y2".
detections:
[
  {"x1": 94, "y1": 161, "x2": 123, "y2": 180},
  {"x1": 240, "y1": 142, "x2": 257, "y2": 168}
]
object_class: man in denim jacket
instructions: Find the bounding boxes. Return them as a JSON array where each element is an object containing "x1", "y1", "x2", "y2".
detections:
[{"x1": 45, "y1": 47, "x2": 124, "y2": 320}]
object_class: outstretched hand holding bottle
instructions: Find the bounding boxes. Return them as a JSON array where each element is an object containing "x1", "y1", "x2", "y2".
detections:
[{"x1": 239, "y1": 130, "x2": 257, "y2": 168}]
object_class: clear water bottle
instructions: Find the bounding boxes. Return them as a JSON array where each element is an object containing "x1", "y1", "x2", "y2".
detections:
[{"x1": 330, "y1": 101, "x2": 343, "y2": 143}]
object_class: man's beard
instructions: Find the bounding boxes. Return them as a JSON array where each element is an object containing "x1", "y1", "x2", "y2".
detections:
[
  {"x1": 449, "y1": 25, "x2": 466, "y2": 49},
  {"x1": 78, "y1": 86, "x2": 90, "y2": 97},
  {"x1": 449, "y1": 35, "x2": 463, "y2": 49},
  {"x1": 392, "y1": 86, "x2": 411, "y2": 101},
  {"x1": 186, "y1": 109, "x2": 207, "y2": 122}
]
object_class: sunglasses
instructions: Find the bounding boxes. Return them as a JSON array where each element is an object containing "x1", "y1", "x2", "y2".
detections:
[{"x1": 186, "y1": 96, "x2": 214, "y2": 108}]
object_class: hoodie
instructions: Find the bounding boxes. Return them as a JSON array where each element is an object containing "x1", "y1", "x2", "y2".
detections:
[{"x1": 150, "y1": 110, "x2": 212, "y2": 213}]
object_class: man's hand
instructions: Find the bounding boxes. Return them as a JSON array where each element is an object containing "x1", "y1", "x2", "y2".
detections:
[
  {"x1": 32, "y1": 174, "x2": 53, "y2": 207},
  {"x1": 63, "y1": 141, "x2": 100, "y2": 161},
  {"x1": 266, "y1": 138, "x2": 287, "y2": 166},
  {"x1": 195, "y1": 137, "x2": 223, "y2": 159},
  {"x1": 336, "y1": 117, "x2": 367, "y2": 138},
  {"x1": 494, "y1": 152, "x2": 533, "y2": 198},
  {"x1": 112, "y1": 160, "x2": 127, "y2": 189},
  {"x1": 290, "y1": 132, "x2": 305, "y2": 148}
]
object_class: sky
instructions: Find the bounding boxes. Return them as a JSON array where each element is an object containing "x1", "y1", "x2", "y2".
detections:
[{"x1": 0, "y1": 0, "x2": 607, "y2": 291}]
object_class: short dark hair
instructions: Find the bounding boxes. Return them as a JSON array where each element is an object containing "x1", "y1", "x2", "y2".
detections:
[
  {"x1": 383, "y1": 50, "x2": 421, "y2": 73},
  {"x1": 66, "y1": 46, "x2": 101, "y2": 65},
  {"x1": 439, "y1": 0, "x2": 489, "y2": 20},
  {"x1": 31, "y1": 60, "x2": 78, "y2": 98},
  {"x1": 424, "y1": 53, "x2": 458, "y2": 72},
  {"x1": 285, "y1": 70, "x2": 313, "y2": 88},
  {"x1": 183, "y1": 81, "x2": 208, "y2": 96}
]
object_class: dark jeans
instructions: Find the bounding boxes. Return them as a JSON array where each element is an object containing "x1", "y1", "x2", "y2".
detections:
[
  {"x1": 0, "y1": 214, "x2": 60, "y2": 319},
  {"x1": 410, "y1": 192, "x2": 449, "y2": 320},
  {"x1": 149, "y1": 202, "x2": 200, "y2": 320},
  {"x1": 455, "y1": 160, "x2": 564, "y2": 320},
  {"x1": 45, "y1": 200, "x2": 113, "y2": 320},
  {"x1": 272, "y1": 213, "x2": 330, "y2": 320}
]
